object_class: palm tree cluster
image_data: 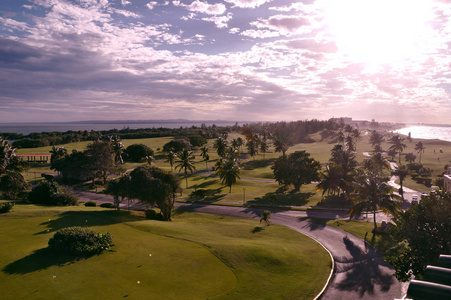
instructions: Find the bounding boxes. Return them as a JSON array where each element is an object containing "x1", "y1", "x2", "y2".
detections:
[{"x1": 317, "y1": 144, "x2": 401, "y2": 228}]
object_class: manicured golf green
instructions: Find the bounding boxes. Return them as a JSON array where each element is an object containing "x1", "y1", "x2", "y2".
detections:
[{"x1": 0, "y1": 203, "x2": 331, "y2": 300}]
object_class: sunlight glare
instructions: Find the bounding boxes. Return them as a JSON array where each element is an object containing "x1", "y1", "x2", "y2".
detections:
[{"x1": 324, "y1": 0, "x2": 436, "y2": 67}]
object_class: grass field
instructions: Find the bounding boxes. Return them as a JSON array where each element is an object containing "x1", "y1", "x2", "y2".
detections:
[
  {"x1": 18, "y1": 130, "x2": 451, "y2": 206},
  {"x1": 0, "y1": 203, "x2": 331, "y2": 300}
]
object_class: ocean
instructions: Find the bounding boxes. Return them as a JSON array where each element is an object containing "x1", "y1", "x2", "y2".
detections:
[
  {"x1": 395, "y1": 125, "x2": 451, "y2": 142},
  {"x1": 0, "y1": 121, "x2": 242, "y2": 135}
]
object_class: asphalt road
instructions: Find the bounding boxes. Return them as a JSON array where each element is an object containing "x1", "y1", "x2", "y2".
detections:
[{"x1": 75, "y1": 191, "x2": 408, "y2": 299}]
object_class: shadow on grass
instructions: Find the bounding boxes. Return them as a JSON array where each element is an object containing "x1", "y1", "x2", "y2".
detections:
[
  {"x1": 187, "y1": 188, "x2": 226, "y2": 203},
  {"x1": 190, "y1": 180, "x2": 218, "y2": 189},
  {"x1": 241, "y1": 158, "x2": 276, "y2": 170},
  {"x1": 34, "y1": 210, "x2": 141, "y2": 235},
  {"x1": 2, "y1": 247, "x2": 107, "y2": 275},
  {"x1": 250, "y1": 191, "x2": 314, "y2": 206},
  {"x1": 251, "y1": 226, "x2": 265, "y2": 234}
]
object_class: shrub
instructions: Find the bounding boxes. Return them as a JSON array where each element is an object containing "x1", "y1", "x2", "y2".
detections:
[
  {"x1": 189, "y1": 135, "x2": 207, "y2": 147},
  {"x1": 84, "y1": 201, "x2": 97, "y2": 207},
  {"x1": 0, "y1": 202, "x2": 14, "y2": 213},
  {"x1": 0, "y1": 172, "x2": 30, "y2": 200},
  {"x1": 28, "y1": 180, "x2": 78, "y2": 206},
  {"x1": 125, "y1": 144, "x2": 154, "y2": 162},
  {"x1": 145, "y1": 209, "x2": 163, "y2": 220},
  {"x1": 48, "y1": 226, "x2": 113, "y2": 256},
  {"x1": 100, "y1": 202, "x2": 116, "y2": 208},
  {"x1": 163, "y1": 138, "x2": 192, "y2": 153}
]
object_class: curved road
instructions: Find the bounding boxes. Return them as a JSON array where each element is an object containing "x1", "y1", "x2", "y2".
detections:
[{"x1": 76, "y1": 191, "x2": 407, "y2": 299}]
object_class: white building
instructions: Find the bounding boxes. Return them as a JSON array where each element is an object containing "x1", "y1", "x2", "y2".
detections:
[{"x1": 444, "y1": 167, "x2": 451, "y2": 192}]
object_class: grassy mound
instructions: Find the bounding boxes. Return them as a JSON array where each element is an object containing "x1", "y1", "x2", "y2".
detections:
[{"x1": 0, "y1": 204, "x2": 330, "y2": 300}]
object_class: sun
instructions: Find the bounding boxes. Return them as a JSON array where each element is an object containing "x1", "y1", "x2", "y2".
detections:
[{"x1": 323, "y1": 0, "x2": 436, "y2": 67}]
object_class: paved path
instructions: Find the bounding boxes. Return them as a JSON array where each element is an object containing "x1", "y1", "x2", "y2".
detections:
[{"x1": 75, "y1": 191, "x2": 407, "y2": 299}]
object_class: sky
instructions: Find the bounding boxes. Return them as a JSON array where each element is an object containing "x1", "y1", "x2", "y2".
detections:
[{"x1": 0, "y1": 0, "x2": 451, "y2": 124}]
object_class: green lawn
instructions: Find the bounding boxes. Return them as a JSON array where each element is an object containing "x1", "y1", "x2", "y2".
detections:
[
  {"x1": 19, "y1": 131, "x2": 451, "y2": 207},
  {"x1": 0, "y1": 203, "x2": 331, "y2": 300}
]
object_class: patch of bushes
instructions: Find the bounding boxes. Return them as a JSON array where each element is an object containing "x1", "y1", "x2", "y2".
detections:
[
  {"x1": 145, "y1": 209, "x2": 163, "y2": 220},
  {"x1": 125, "y1": 144, "x2": 154, "y2": 162},
  {"x1": 100, "y1": 202, "x2": 116, "y2": 208},
  {"x1": 28, "y1": 180, "x2": 78, "y2": 206},
  {"x1": 0, "y1": 202, "x2": 14, "y2": 213},
  {"x1": 48, "y1": 226, "x2": 113, "y2": 256},
  {"x1": 84, "y1": 201, "x2": 97, "y2": 207}
]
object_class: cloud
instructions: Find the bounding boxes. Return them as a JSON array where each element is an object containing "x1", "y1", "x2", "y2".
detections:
[
  {"x1": 173, "y1": 0, "x2": 226, "y2": 15},
  {"x1": 224, "y1": 0, "x2": 272, "y2": 9},
  {"x1": 202, "y1": 13, "x2": 233, "y2": 28},
  {"x1": 146, "y1": 1, "x2": 158, "y2": 10},
  {"x1": 251, "y1": 15, "x2": 312, "y2": 35}
]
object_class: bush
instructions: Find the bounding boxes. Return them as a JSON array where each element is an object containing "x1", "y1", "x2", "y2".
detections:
[
  {"x1": 84, "y1": 201, "x2": 97, "y2": 207},
  {"x1": 48, "y1": 226, "x2": 113, "y2": 256},
  {"x1": 125, "y1": 144, "x2": 154, "y2": 162},
  {"x1": 145, "y1": 209, "x2": 163, "y2": 220},
  {"x1": 100, "y1": 202, "x2": 116, "y2": 208},
  {"x1": 163, "y1": 138, "x2": 192, "y2": 153},
  {"x1": 0, "y1": 202, "x2": 14, "y2": 213},
  {"x1": 189, "y1": 135, "x2": 207, "y2": 147},
  {"x1": 28, "y1": 181, "x2": 78, "y2": 206}
]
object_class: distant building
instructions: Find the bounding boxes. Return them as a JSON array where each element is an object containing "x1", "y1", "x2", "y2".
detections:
[
  {"x1": 330, "y1": 117, "x2": 352, "y2": 124},
  {"x1": 444, "y1": 167, "x2": 451, "y2": 192}
]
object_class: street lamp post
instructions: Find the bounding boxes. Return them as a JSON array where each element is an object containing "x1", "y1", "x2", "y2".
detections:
[{"x1": 243, "y1": 188, "x2": 246, "y2": 206}]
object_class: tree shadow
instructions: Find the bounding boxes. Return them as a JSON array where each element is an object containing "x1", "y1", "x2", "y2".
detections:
[
  {"x1": 251, "y1": 191, "x2": 314, "y2": 206},
  {"x1": 335, "y1": 236, "x2": 394, "y2": 296},
  {"x1": 2, "y1": 247, "x2": 107, "y2": 275},
  {"x1": 251, "y1": 226, "x2": 265, "y2": 234},
  {"x1": 34, "y1": 210, "x2": 141, "y2": 235},
  {"x1": 241, "y1": 158, "x2": 276, "y2": 170},
  {"x1": 190, "y1": 180, "x2": 218, "y2": 189},
  {"x1": 297, "y1": 217, "x2": 330, "y2": 231}
]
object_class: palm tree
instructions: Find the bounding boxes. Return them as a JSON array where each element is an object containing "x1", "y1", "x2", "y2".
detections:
[
  {"x1": 200, "y1": 146, "x2": 209, "y2": 170},
  {"x1": 316, "y1": 164, "x2": 342, "y2": 197},
  {"x1": 246, "y1": 139, "x2": 258, "y2": 160},
  {"x1": 350, "y1": 172, "x2": 401, "y2": 229},
  {"x1": 405, "y1": 153, "x2": 416, "y2": 164},
  {"x1": 231, "y1": 138, "x2": 240, "y2": 151},
  {"x1": 165, "y1": 151, "x2": 177, "y2": 172},
  {"x1": 213, "y1": 137, "x2": 228, "y2": 158},
  {"x1": 388, "y1": 135, "x2": 407, "y2": 164},
  {"x1": 175, "y1": 149, "x2": 197, "y2": 188},
  {"x1": 345, "y1": 136, "x2": 355, "y2": 153},
  {"x1": 236, "y1": 137, "x2": 244, "y2": 152},
  {"x1": 392, "y1": 165, "x2": 409, "y2": 201},
  {"x1": 414, "y1": 141, "x2": 425, "y2": 163},
  {"x1": 216, "y1": 159, "x2": 240, "y2": 193},
  {"x1": 368, "y1": 152, "x2": 390, "y2": 176},
  {"x1": 259, "y1": 138, "x2": 269, "y2": 158},
  {"x1": 260, "y1": 210, "x2": 271, "y2": 225},
  {"x1": 369, "y1": 130, "x2": 384, "y2": 151},
  {"x1": 109, "y1": 135, "x2": 125, "y2": 164},
  {"x1": 351, "y1": 128, "x2": 362, "y2": 151},
  {"x1": 216, "y1": 158, "x2": 241, "y2": 193}
]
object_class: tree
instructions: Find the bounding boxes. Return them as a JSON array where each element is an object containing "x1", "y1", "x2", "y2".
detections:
[
  {"x1": 163, "y1": 139, "x2": 192, "y2": 153},
  {"x1": 260, "y1": 210, "x2": 271, "y2": 225},
  {"x1": 369, "y1": 130, "x2": 384, "y2": 150},
  {"x1": 109, "y1": 135, "x2": 125, "y2": 164},
  {"x1": 349, "y1": 171, "x2": 401, "y2": 229},
  {"x1": 316, "y1": 164, "x2": 342, "y2": 196},
  {"x1": 389, "y1": 191, "x2": 451, "y2": 282},
  {"x1": 246, "y1": 139, "x2": 258, "y2": 160},
  {"x1": 85, "y1": 140, "x2": 118, "y2": 183},
  {"x1": 216, "y1": 158, "x2": 240, "y2": 193},
  {"x1": 105, "y1": 175, "x2": 131, "y2": 210},
  {"x1": 404, "y1": 152, "x2": 416, "y2": 164},
  {"x1": 0, "y1": 172, "x2": 29, "y2": 199},
  {"x1": 49, "y1": 145, "x2": 67, "y2": 165},
  {"x1": 175, "y1": 149, "x2": 196, "y2": 188},
  {"x1": 391, "y1": 165, "x2": 409, "y2": 201},
  {"x1": 125, "y1": 144, "x2": 154, "y2": 162},
  {"x1": 0, "y1": 137, "x2": 24, "y2": 175},
  {"x1": 165, "y1": 151, "x2": 177, "y2": 172},
  {"x1": 388, "y1": 135, "x2": 407, "y2": 164},
  {"x1": 272, "y1": 150, "x2": 321, "y2": 192},
  {"x1": 365, "y1": 152, "x2": 390, "y2": 176},
  {"x1": 259, "y1": 138, "x2": 269, "y2": 158},
  {"x1": 213, "y1": 137, "x2": 228, "y2": 158},
  {"x1": 351, "y1": 128, "x2": 362, "y2": 151},
  {"x1": 127, "y1": 166, "x2": 181, "y2": 221},
  {"x1": 414, "y1": 141, "x2": 425, "y2": 163}
]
